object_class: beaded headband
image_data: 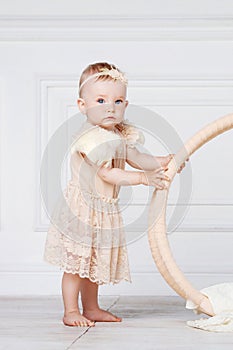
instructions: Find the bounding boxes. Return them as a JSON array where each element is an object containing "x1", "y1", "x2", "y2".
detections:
[{"x1": 79, "y1": 66, "x2": 128, "y2": 94}]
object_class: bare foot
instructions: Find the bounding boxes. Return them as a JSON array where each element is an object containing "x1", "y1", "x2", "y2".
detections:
[
  {"x1": 63, "y1": 311, "x2": 95, "y2": 327},
  {"x1": 83, "y1": 308, "x2": 122, "y2": 322}
]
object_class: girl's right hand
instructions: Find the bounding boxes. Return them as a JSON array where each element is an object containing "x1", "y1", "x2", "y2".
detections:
[{"x1": 141, "y1": 167, "x2": 170, "y2": 190}]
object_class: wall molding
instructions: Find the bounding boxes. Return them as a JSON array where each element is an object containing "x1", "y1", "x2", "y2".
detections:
[
  {"x1": 0, "y1": 16, "x2": 233, "y2": 41},
  {"x1": 1, "y1": 260, "x2": 232, "y2": 274},
  {"x1": 0, "y1": 263, "x2": 232, "y2": 295},
  {"x1": 35, "y1": 77, "x2": 233, "y2": 232},
  {"x1": 0, "y1": 79, "x2": 3, "y2": 232}
]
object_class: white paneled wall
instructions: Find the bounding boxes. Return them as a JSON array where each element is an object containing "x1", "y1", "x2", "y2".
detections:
[{"x1": 0, "y1": 1, "x2": 233, "y2": 295}]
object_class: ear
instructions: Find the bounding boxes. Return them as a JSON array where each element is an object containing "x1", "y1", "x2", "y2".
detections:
[
  {"x1": 125, "y1": 100, "x2": 129, "y2": 108},
  {"x1": 77, "y1": 98, "x2": 86, "y2": 114}
]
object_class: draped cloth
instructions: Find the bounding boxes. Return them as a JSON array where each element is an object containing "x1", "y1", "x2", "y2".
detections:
[{"x1": 186, "y1": 283, "x2": 233, "y2": 332}]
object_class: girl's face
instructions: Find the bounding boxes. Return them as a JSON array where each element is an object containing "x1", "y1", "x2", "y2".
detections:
[{"x1": 77, "y1": 79, "x2": 128, "y2": 130}]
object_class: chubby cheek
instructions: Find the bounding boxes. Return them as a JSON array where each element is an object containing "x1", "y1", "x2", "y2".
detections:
[
  {"x1": 86, "y1": 106, "x2": 105, "y2": 119},
  {"x1": 116, "y1": 106, "x2": 126, "y2": 117}
]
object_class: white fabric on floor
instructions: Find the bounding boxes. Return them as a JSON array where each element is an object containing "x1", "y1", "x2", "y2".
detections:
[{"x1": 186, "y1": 283, "x2": 233, "y2": 332}]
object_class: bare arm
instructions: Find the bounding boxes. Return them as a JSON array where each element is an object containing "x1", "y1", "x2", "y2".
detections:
[
  {"x1": 126, "y1": 146, "x2": 171, "y2": 171},
  {"x1": 97, "y1": 166, "x2": 144, "y2": 186},
  {"x1": 97, "y1": 165, "x2": 170, "y2": 189}
]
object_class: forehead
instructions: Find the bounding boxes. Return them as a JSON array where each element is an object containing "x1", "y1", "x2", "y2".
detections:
[{"x1": 83, "y1": 79, "x2": 127, "y2": 97}]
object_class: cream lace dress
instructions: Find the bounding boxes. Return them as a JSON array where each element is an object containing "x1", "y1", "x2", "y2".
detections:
[{"x1": 44, "y1": 119, "x2": 145, "y2": 285}]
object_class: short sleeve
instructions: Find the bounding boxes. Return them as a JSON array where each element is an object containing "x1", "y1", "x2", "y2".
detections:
[
  {"x1": 120, "y1": 120, "x2": 145, "y2": 149},
  {"x1": 71, "y1": 125, "x2": 122, "y2": 168}
]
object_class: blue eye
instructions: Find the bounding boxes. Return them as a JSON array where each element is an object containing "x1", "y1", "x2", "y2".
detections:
[
  {"x1": 97, "y1": 98, "x2": 105, "y2": 104},
  {"x1": 115, "y1": 99, "x2": 123, "y2": 104}
]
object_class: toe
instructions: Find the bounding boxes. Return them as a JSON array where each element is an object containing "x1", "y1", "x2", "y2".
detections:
[{"x1": 116, "y1": 317, "x2": 122, "y2": 322}]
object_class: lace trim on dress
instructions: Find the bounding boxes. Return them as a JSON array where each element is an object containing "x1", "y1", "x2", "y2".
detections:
[
  {"x1": 44, "y1": 180, "x2": 132, "y2": 284},
  {"x1": 44, "y1": 230, "x2": 131, "y2": 285}
]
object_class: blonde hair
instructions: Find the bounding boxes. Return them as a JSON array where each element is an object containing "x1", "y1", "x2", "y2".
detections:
[{"x1": 78, "y1": 62, "x2": 125, "y2": 97}]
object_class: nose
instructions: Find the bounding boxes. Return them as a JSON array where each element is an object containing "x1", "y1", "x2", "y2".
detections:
[{"x1": 106, "y1": 102, "x2": 115, "y2": 113}]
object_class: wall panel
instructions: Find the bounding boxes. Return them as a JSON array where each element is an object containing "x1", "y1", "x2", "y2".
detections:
[{"x1": 0, "y1": 11, "x2": 232, "y2": 295}]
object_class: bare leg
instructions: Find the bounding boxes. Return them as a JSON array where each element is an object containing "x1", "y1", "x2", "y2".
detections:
[
  {"x1": 62, "y1": 272, "x2": 95, "y2": 327},
  {"x1": 80, "y1": 278, "x2": 122, "y2": 322}
]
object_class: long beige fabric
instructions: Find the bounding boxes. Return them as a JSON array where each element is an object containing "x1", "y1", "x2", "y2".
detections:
[{"x1": 148, "y1": 113, "x2": 233, "y2": 316}]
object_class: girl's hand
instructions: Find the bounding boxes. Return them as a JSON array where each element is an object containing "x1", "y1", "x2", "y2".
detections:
[
  {"x1": 157, "y1": 154, "x2": 189, "y2": 174},
  {"x1": 155, "y1": 154, "x2": 173, "y2": 170},
  {"x1": 177, "y1": 157, "x2": 189, "y2": 173},
  {"x1": 141, "y1": 167, "x2": 170, "y2": 190}
]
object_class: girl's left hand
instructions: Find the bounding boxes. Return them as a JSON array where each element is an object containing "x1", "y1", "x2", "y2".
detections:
[
  {"x1": 156, "y1": 154, "x2": 173, "y2": 170},
  {"x1": 157, "y1": 154, "x2": 189, "y2": 173},
  {"x1": 174, "y1": 154, "x2": 189, "y2": 173}
]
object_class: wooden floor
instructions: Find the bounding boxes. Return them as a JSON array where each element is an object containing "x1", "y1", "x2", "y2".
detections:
[{"x1": 0, "y1": 296, "x2": 232, "y2": 350}]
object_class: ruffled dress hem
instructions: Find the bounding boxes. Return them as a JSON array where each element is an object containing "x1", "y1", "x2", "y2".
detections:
[{"x1": 44, "y1": 255, "x2": 132, "y2": 285}]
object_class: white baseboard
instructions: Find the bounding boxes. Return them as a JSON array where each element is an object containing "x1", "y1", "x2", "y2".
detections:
[{"x1": 0, "y1": 264, "x2": 232, "y2": 296}]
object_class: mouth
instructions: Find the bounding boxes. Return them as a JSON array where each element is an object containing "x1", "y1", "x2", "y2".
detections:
[{"x1": 105, "y1": 116, "x2": 116, "y2": 120}]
